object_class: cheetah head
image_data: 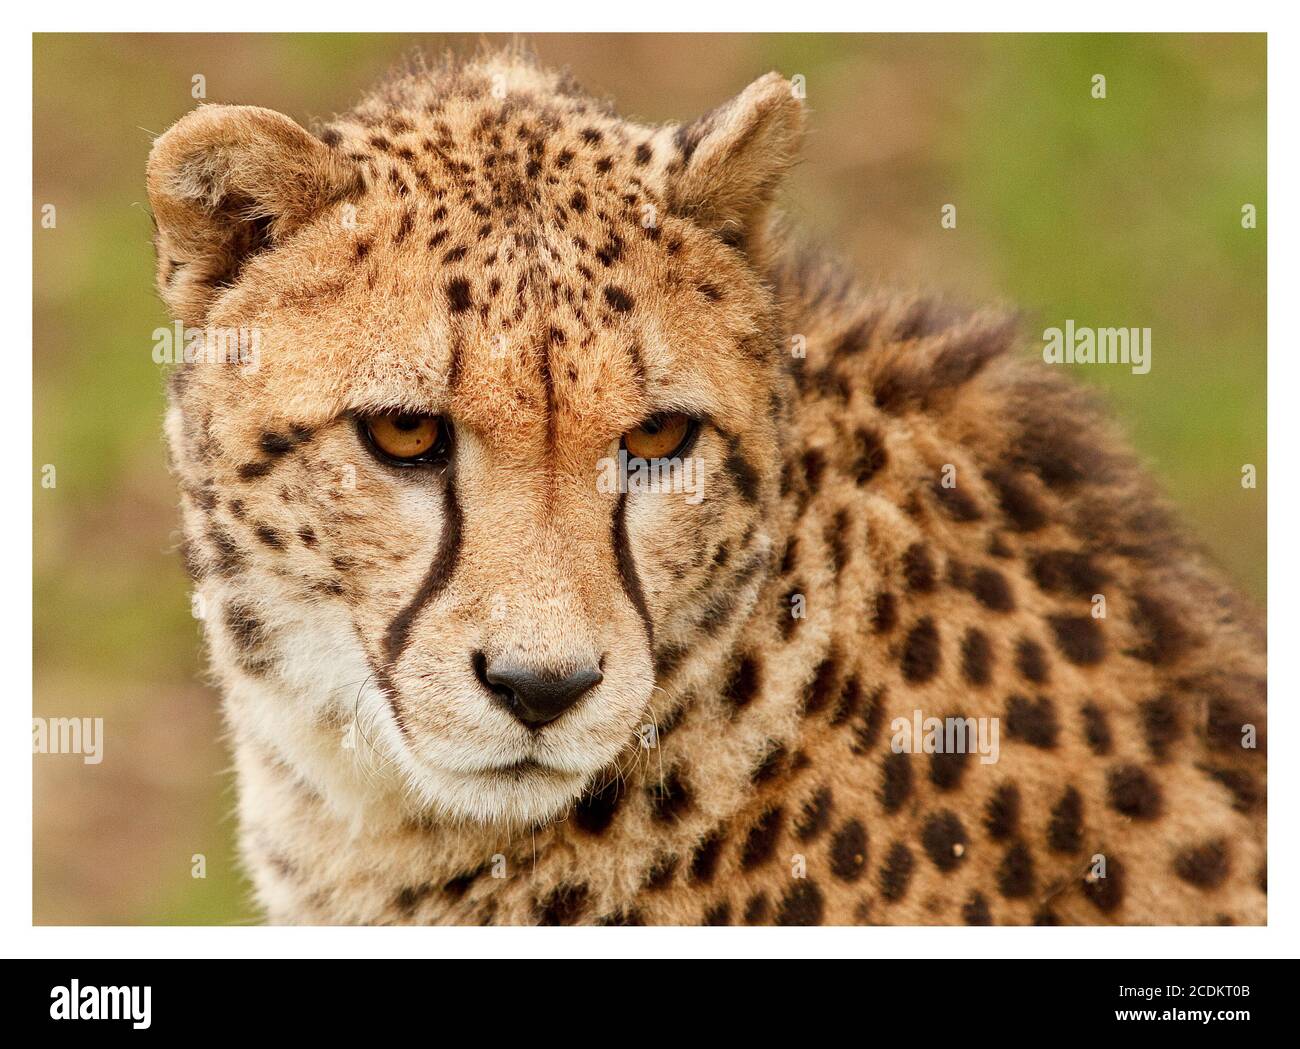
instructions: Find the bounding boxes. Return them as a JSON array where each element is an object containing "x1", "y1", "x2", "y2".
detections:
[{"x1": 148, "y1": 56, "x2": 804, "y2": 826}]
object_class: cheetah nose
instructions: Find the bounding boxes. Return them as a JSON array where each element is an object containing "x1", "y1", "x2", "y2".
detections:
[{"x1": 474, "y1": 653, "x2": 603, "y2": 728}]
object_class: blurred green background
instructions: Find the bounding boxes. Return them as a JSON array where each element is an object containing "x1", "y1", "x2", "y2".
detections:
[{"x1": 33, "y1": 33, "x2": 1265, "y2": 924}]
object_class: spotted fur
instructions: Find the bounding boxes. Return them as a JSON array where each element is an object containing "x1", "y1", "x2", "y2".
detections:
[{"x1": 149, "y1": 48, "x2": 1266, "y2": 925}]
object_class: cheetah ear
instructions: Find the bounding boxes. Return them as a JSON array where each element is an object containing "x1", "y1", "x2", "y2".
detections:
[
  {"x1": 146, "y1": 104, "x2": 362, "y2": 324},
  {"x1": 667, "y1": 72, "x2": 805, "y2": 250}
]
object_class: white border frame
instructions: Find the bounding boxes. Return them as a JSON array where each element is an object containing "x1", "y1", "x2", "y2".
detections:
[{"x1": 10, "y1": 3, "x2": 1294, "y2": 959}]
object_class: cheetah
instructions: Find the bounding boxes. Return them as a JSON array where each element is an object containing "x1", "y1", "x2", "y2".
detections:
[{"x1": 147, "y1": 49, "x2": 1266, "y2": 925}]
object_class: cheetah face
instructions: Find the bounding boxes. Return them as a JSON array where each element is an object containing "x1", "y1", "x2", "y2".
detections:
[{"x1": 149, "y1": 65, "x2": 803, "y2": 826}]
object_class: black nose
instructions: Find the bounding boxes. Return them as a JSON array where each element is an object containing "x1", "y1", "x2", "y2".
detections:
[{"x1": 474, "y1": 653, "x2": 603, "y2": 728}]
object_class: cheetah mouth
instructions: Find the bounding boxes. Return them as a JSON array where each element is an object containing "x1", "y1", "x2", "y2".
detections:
[
  {"x1": 471, "y1": 758, "x2": 580, "y2": 781},
  {"x1": 494, "y1": 759, "x2": 550, "y2": 776}
]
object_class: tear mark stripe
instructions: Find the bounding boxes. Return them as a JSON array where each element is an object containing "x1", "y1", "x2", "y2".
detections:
[
  {"x1": 382, "y1": 464, "x2": 464, "y2": 664},
  {"x1": 613, "y1": 492, "x2": 653, "y2": 647}
]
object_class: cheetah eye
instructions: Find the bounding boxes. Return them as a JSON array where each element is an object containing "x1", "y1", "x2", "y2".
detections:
[
  {"x1": 360, "y1": 412, "x2": 450, "y2": 465},
  {"x1": 622, "y1": 413, "x2": 697, "y2": 460}
]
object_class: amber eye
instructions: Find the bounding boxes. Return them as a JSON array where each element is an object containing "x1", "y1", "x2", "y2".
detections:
[
  {"x1": 361, "y1": 412, "x2": 448, "y2": 464},
  {"x1": 623, "y1": 413, "x2": 696, "y2": 460}
]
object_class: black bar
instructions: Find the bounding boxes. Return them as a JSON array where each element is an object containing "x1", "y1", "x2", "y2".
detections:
[{"x1": 7, "y1": 958, "x2": 1296, "y2": 1035}]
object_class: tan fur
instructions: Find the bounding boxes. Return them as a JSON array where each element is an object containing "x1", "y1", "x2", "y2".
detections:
[{"x1": 148, "y1": 49, "x2": 1266, "y2": 925}]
